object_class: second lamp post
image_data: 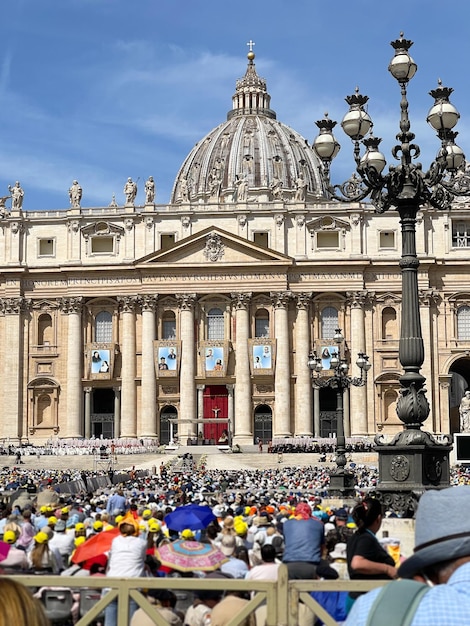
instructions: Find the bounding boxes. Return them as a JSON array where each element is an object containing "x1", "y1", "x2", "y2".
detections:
[{"x1": 308, "y1": 329, "x2": 370, "y2": 496}]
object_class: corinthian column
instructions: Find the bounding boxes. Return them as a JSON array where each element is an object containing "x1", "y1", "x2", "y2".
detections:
[
  {"x1": 232, "y1": 292, "x2": 252, "y2": 443},
  {"x1": 177, "y1": 294, "x2": 197, "y2": 438},
  {"x1": 119, "y1": 296, "x2": 138, "y2": 437},
  {"x1": 295, "y1": 293, "x2": 313, "y2": 436},
  {"x1": 271, "y1": 291, "x2": 292, "y2": 437},
  {"x1": 347, "y1": 291, "x2": 369, "y2": 435},
  {"x1": 60, "y1": 297, "x2": 83, "y2": 437},
  {"x1": 140, "y1": 295, "x2": 158, "y2": 437},
  {"x1": 0, "y1": 298, "x2": 27, "y2": 439}
]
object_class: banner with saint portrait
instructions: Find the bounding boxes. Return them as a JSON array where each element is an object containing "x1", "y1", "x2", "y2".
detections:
[
  {"x1": 200, "y1": 341, "x2": 229, "y2": 377},
  {"x1": 248, "y1": 339, "x2": 276, "y2": 375},
  {"x1": 154, "y1": 340, "x2": 181, "y2": 377},
  {"x1": 88, "y1": 344, "x2": 114, "y2": 379}
]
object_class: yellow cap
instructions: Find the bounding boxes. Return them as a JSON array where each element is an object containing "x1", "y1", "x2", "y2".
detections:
[
  {"x1": 148, "y1": 521, "x2": 161, "y2": 533},
  {"x1": 74, "y1": 536, "x2": 86, "y2": 547},
  {"x1": 40, "y1": 505, "x2": 48, "y2": 514},
  {"x1": 75, "y1": 522, "x2": 85, "y2": 531},
  {"x1": 181, "y1": 529, "x2": 195, "y2": 540},
  {"x1": 93, "y1": 520, "x2": 103, "y2": 530},
  {"x1": 61, "y1": 507, "x2": 69, "y2": 514},
  {"x1": 3, "y1": 530, "x2": 17, "y2": 544},
  {"x1": 48, "y1": 516, "x2": 58, "y2": 525},
  {"x1": 142, "y1": 509, "x2": 152, "y2": 519},
  {"x1": 35, "y1": 531, "x2": 49, "y2": 544},
  {"x1": 115, "y1": 515, "x2": 123, "y2": 524}
]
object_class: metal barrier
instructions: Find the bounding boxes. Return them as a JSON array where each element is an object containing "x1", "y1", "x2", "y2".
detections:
[{"x1": 9, "y1": 568, "x2": 387, "y2": 626}]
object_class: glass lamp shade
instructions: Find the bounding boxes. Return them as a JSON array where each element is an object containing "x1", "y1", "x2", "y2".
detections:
[
  {"x1": 360, "y1": 147, "x2": 386, "y2": 174},
  {"x1": 427, "y1": 101, "x2": 460, "y2": 132},
  {"x1": 339, "y1": 361, "x2": 349, "y2": 375},
  {"x1": 388, "y1": 52, "x2": 417, "y2": 82},
  {"x1": 333, "y1": 329, "x2": 344, "y2": 344},
  {"x1": 438, "y1": 143, "x2": 465, "y2": 171},
  {"x1": 341, "y1": 109, "x2": 372, "y2": 141},
  {"x1": 313, "y1": 131, "x2": 340, "y2": 161},
  {"x1": 330, "y1": 353, "x2": 339, "y2": 368}
]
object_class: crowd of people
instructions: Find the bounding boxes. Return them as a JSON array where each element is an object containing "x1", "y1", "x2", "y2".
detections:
[{"x1": 2, "y1": 456, "x2": 470, "y2": 624}]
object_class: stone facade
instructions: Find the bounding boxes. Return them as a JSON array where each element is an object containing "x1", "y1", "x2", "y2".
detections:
[{"x1": 1, "y1": 51, "x2": 470, "y2": 445}]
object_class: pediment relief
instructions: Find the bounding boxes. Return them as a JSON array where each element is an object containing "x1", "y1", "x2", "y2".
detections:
[
  {"x1": 376, "y1": 292, "x2": 402, "y2": 304},
  {"x1": 32, "y1": 299, "x2": 59, "y2": 310},
  {"x1": 136, "y1": 227, "x2": 292, "y2": 266},
  {"x1": 306, "y1": 216, "x2": 350, "y2": 232},
  {"x1": 81, "y1": 221, "x2": 124, "y2": 239}
]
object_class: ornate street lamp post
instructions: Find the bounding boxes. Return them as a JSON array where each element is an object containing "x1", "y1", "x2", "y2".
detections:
[
  {"x1": 312, "y1": 34, "x2": 469, "y2": 513},
  {"x1": 308, "y1": 329, "x2": 371, "y2": 496}
]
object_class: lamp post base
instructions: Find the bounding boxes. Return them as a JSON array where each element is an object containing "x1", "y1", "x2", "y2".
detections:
[
  {"x1": 374, "y1": 434, "x2": 452, "y2": 517},
  {"x1": 329, "y1": 469, "x2": 356, "y2": 497}
]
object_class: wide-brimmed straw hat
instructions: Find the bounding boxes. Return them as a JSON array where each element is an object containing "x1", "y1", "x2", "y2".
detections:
[{"x1": 398, "y1": 486, "x2": 470, "y2": 578}]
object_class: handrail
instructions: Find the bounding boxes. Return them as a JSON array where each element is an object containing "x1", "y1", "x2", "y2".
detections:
[{"x1": 8, "y1": 568, "x2": 388, "y2": 626}]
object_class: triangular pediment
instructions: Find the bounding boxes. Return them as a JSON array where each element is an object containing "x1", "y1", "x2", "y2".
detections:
[
  {"x1": 376, "y1": 292, "x2": 402, "y2": 304},
  {"x1": 306, "y1": 215, "x2": 350, "y2": 231},
  {"x1": 136, "y1": 227, "x2": 293, "y2": 267}
]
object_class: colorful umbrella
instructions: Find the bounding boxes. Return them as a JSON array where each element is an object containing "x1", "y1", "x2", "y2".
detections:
[
  {"x1": 164, "y1": 504, "x2": 215, "y2": 531},
  {"x1": 0, "y1": 541, "x2": 11, "y2": 562},
  {"x1": 71, "y1": 527, "x2": 120, "y2": 564},
  {"x1": 156, "y1": 539, "x2": 228, "y2": 572}
]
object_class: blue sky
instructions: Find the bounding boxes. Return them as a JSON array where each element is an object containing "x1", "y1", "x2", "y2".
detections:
[{"x1": 2, "y1": 0, "x2": 470, "y2": 210}]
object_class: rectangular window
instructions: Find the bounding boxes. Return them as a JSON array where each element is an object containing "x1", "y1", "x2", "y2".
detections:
[
  {"x1": 253, "y1": 232, "x2": 269, "y2": 248},
  {"x1": 38, "y1": 238, "x2": 55, "y2": 257},
  {"x1": 255, "y1": 319, "x2": 270, "y2": 338},
  {"x1": 379, "y1": 231, "x2": 396, "y2": 249},
  {"x1": 452, "y1": 221, "x2": 470, "y2": 248},
  {"x1": 161, "y1": 234, "x2": 176, "y2": 251},
  {"x1": 91, "y1": 237, "x2": 114, "y2": 254},
  {"x1": 317, "y1": 231, "x2": 339, "y2": 248},
  {"x1": 163, "y1": 320, "x2": 176, "y2": 340}
]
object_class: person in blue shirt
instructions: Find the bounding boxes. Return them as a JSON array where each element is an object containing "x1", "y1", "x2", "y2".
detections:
[{"x1": 345, "y1": 485, "x2": 470, "y2": 625}]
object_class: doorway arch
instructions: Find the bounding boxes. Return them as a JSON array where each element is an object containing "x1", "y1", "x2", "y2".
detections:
[
  {"x1": 253, "y1": 404, "x2": 272, "y2": 444},
  {"x1": 449, "y1": 356, "x2": 470, "y2": 433},
  {"x1": 160, "y1": 406, "x2": 178, "y2": 445}
]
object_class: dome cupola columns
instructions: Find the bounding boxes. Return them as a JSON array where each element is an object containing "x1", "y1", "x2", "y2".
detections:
[{"x1": 228, "y1": 41, "x2": 276, "y2": 120}]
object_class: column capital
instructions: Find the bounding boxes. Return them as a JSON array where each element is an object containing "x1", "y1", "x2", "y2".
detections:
[
  {"x1": 196, "y1": 384, "x2": 206, "y2": 391},
  {"x1": 227, "y1": 384, "x2": 234, "y2": 395},
  {"x1": 59, "y1": 296, "x2": 83, "y2": 315},
  {"x1": 118, "y1": 295, "x2": 139, "y2": 313},
  {"x1": 270, "y1": 291, "x2": 292, "y2": 309},
  {"x1": 141, "y1": 294, "x2": 158, "y2": 312},
  {"x1": 113, "y1": 386, "x2": 121, "y2": 394},
  {"x1": 231, "y1": 292, "x2": 252, "y2": 310},
  {"x1": 346, "y1": 290, "x2": 374, "y2": 308},
  {"x1": 176, "y1": 293, "x2": 197, "y2": 311},
  {"x1": 295, "y1": 292, "x2": 312, "y2": 310},
  {"x1": 419, "y1": 289, "x2": 440, "y2": 306},
  {"x1": 0, "y1": 296, "x2": 31, "y2": 314},
  {"x1": 84, "y1": 386, "x2": 92, "y2": 393}
]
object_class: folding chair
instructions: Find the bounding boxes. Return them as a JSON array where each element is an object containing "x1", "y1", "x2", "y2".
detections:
[
  {"x1": 79, "y1": 588, "x2": 105, "y2": 625},
  {"x1": 40, "y1": 588, "x2": 74, "y2": 625}
]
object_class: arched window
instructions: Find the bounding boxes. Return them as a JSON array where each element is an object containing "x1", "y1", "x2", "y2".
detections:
[
  {"x1": 321, "y1": 306, "x2": 338, "y2": 339},
  {"x1": 162, "y1": 311, "x2": 176, "y2": 340},
  {"x1": 382, "y1": 307, "x2": 398, "y2": 340},
  {"x1": 255, "y1": 309, "x2": 270, "y2": 338},
  {"x1": 95, "y1": 311, "x2": 112, "y2": 343},
  {"x1": 384, "y1": 390, "x2": 398, "y2": 421},
  {"x1": 457, "y1": 305, "x2": 470, "y2": 340},
  {"x1": 38, "y1": 313, "x2": 53, "y2": 346},
  {"x1": 207, "y1": 307, "x2": 224, "y2": 340}
]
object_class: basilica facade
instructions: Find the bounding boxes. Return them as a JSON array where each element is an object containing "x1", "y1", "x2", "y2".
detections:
[{"x1": 1, "y1": 51, "x2": 470, "y2": 445}]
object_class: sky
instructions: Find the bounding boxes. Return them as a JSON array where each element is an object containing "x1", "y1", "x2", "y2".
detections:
[{"x1": 2, "y1": 0, "x2": 470, "y2": 211}]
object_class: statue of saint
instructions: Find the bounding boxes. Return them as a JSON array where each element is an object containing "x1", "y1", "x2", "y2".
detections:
[
  {"x1": 123, "y1": 177, "x2": 138, "y2": 204},
  {"x1": 234, "y1": 174, "x2": 248, "y2": 202},
  {"x1": 270, "y1": 176, "x2": 284, "y2": 201},
  {"x1": 145, "y1": 176, "x2": 155, "y2": 204},
  {"x1": 68, "y1": 180, "x2": 82, "y2": 208},
  {"x1": 8, "y1": 181, "x2": 24, "y2": 209},
  {"x1": 294, "y1": 172, "x2": 308, "y2": 202},
  {"x1": 460, "y1": 390, "x2": 470, "y2": 432}
]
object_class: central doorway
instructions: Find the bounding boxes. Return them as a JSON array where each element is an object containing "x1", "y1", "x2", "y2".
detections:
[
  {"x1": 91, "y1": 388, "x2": 115, "y2": 438},
  {"x1": 203, "y1": 385, "x2": 228, "y2": 443}
]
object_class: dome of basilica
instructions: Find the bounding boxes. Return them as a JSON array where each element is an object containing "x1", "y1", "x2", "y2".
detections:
[{"x1": 171, "y1": 50, "x2": 326, "y2": 204}]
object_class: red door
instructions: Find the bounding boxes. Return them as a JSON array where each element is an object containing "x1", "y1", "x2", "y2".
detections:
[{"x1": 203, "y1": 385, "x2": 228, "y2": 443}]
